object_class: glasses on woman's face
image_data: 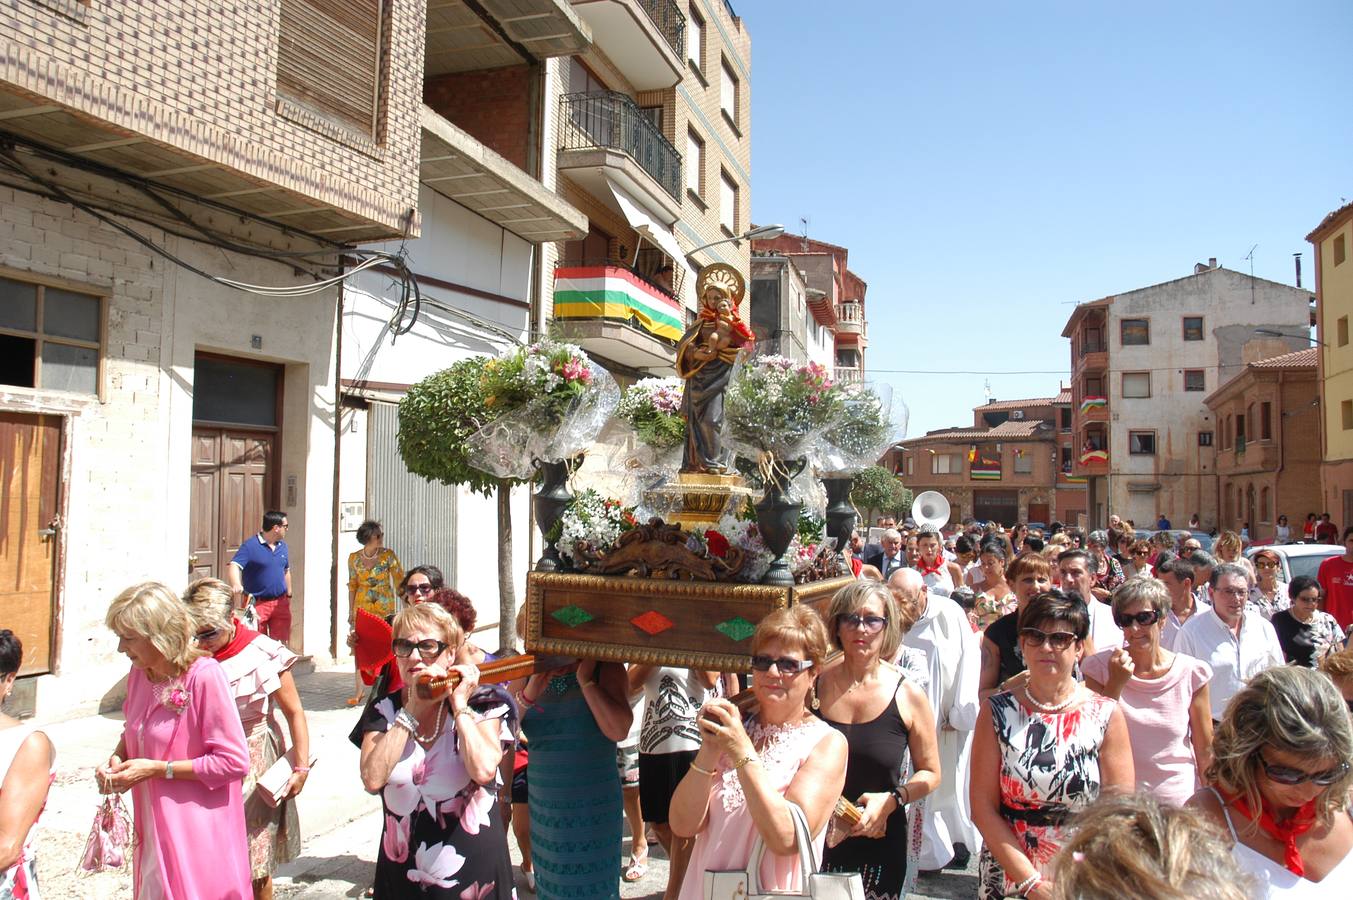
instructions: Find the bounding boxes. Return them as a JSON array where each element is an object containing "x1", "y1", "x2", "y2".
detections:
[
  {"x1": 1113, "y1": 609, "x2": 1162, "y2": 629},
  {"x1": 1132, "y1": 549, "x2": 1149, "y2": 557},
  {"x1": 1018, "y1": 627, "x2": 1078, "y2": 652},
  {"x1": 194, "y1": 627, "x2": 221, "y2": 644},
  {"x1": 839, "y1": 612, "x2": 888, "y2": 634},
  {"x1": 749, "y1": 655, "x2": 813, "y2": 674},
  {"x1": 1258, "y1": 752, "x2": 1349, "y2": 787},
  {"x1": 405, "y1": 583, "x2": 435, "y2": 597},
  {"x1": 392, "y1": 638, "x2": 449, "y2": 659},
  {"x1": 1256, "y1": 560, "x2": 1278, "y2": 570}
]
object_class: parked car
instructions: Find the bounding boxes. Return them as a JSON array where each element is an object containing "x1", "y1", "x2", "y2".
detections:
[{"x1": 1245, "y1": 543, "x2": 1344, "y2": 584}]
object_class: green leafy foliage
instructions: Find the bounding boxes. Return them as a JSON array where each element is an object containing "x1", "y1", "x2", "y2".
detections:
[{"x1": 851, "y1": 465, "x2": 910, "y2": 521}]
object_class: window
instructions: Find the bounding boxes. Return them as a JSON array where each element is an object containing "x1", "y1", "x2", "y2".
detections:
[
  {"x1": 932, "y1": 453, "x2": 963, "y2": 474},
  {"x1": 1237, "y1": 413, "x2": 1247, "y2": 443},
  {"x1": 1120, "y1": 318, "x2": 1150, "y2": 345},
  {"x1": 1183, "y1": 316, "x2": 1204, "y2": 341},
  {"x1": 1085, "y1": 375, "x2": 1104, "y2": 397},
  {"x1": 1129, "y1": 431, "x2": 1156, "y2": 455},
  {"x1": 1261, "y1": 402, "x2": 1272, "y2": 440},
  {"x1": 277, "y1": 0, "x2": 389, "y2": 139},
  {"x1": 1199, "y1": 431, "x2": 1214, "y2": 447},
  {"x1": 0, "y1": 274, "x2": 104, "y2": 396},
  {"x1": 719, "y1": 170, "x2": 738, "y2": 235},
  {"x1": 1184, "y1": 369, "x2": 1205, "y2": 391},
  {"x1": 1336, "y1": 233, "x2": 1347, "y2": 267},
  {"x1": 1059, "y1": 407, "x2": 1072, "y2": 431},
  {"x1": 905, "y1": 455, "x2": 914, "y2": 476},
  {"x1": 1122, "y1": 372, "x2": 1151, "y2": 398},
  {"x1": 720, "y1": 58, "x2": 739, "y2": 129},
  {"x1": 639, "y1": 105, "x2": 663, "y2": 130},
  {"x1": 1014, "y1": 452, "x2": 1033, "y2": 474},
  {"x1": 1260, "y1": 487, "x2": 1271, "y2": 524},
  {"x1": 1343, "y1": 400, "x2": 1352, "y2": 430},
  {"x1": 686, "y1": 129, "x2": 705, "y2": 201},
  {"x1": 1339, "y1": 316, "x2": 1349, "y2": 347},
  {"x1": 1061, "y1": 446, "x2": 1072, "y2": 472},
  {"x1": 687, "y1": 6, "x2": 703, "y2": 74},
  {"x1": 193, "y1": 355, "x2": 280, "y2": 428}
]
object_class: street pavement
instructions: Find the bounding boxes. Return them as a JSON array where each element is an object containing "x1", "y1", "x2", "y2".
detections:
[{"x1": 31, "y1": 663, "x2": 977, "y2": 898}]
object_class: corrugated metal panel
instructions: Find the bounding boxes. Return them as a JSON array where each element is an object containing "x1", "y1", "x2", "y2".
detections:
[{"x1": 368, "y1": 401, "x2": 458, "y2": 585}]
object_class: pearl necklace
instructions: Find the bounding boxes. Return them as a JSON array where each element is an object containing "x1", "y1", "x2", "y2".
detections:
[
  {"x1": 360, "y1": 546, "x2": 380, "y2": 562},
  {"x1": 413, "y1": 703, "x2": 447, "y2": 745},
  {"x1": 1023, "y1": 684, "x2": 1078, "y2": 714}
]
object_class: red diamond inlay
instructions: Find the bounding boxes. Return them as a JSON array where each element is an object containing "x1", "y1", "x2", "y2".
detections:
[{"x1": 631, "y1": 610, "x2": 674, "y2": 636}]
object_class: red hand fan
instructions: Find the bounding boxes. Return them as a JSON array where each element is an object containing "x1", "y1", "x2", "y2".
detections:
[{"x1": 354, "y1": 608, "x2": 394, "y2": 685}]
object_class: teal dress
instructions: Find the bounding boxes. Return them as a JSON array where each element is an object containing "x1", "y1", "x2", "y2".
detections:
[{"x1": 521, "y1": 672, "x2": 622, "y2": 899}]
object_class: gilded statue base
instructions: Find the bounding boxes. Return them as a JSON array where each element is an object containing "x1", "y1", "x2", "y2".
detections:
[{"x1": 645, "y1": 471, "x2": 754, "y2": 531}]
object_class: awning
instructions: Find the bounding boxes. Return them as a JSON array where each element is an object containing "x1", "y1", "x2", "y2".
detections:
[{"x1": 606, "y1": 177, "x2": 695, "y2": 283}]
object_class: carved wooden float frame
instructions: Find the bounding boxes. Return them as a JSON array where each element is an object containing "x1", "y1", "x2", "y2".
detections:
[{"x1": 524, "y1": 571, "x2": 856, "y2": 671}]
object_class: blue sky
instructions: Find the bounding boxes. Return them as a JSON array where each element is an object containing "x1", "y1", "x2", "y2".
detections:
[{"x1": 740, "y1": 0, "x2": 1352, "y2": 437}]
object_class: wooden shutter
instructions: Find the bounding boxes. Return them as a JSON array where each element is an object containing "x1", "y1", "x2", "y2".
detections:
[{"x1": 277, "y1": 0, "x2": 385, "y2": 136}]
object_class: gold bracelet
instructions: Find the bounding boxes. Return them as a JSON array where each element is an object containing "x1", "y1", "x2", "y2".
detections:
[
  {"x1": 580, "y1": 678, "x2": 597, "y2": 689},
  {"x1": 732, "y1": 754, "x2": 757, "y2": 770},
  {"x1": 688, "y1": 761, "x2": 717, "y2": 777}
]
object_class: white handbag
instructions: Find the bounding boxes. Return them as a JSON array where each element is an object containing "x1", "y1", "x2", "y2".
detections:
[{"x1": 704, "y1": 802, "x2": 865, "y2": 900}]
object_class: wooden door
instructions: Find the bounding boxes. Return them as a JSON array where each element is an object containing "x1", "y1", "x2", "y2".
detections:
[
  {"x1": 1027, "y1": 503, "x2": 1050, "y2": 525},
  {"x1": 0, "y1": 412, "x2": 61, "y2": 675},
  {"x1": 189, "y1": 428, "x2": 273, "y2": 579}
]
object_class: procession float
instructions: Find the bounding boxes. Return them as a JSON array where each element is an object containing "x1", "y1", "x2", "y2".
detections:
[{"x1": 407, "y1": 261, "x2": 906, "y2": 678}]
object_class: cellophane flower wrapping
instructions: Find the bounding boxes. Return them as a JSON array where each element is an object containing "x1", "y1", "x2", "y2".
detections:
[
  {"x1": 711, "y1": 514, "x2": 777, "y2": 582},
  {"x1": 465, "y1": 340, "x2": 620, "y2": 480},
  {"x1": 816, "y1": 381, "x2": 909, "y2": 475},
  {"x1": 551, "y1": 489, "x2": 639, "y2": 566},
  {"x1": 723, "y1": 354, "x2": 842, "y2": 465},
  {"x1": 617, "y1": 377, "x2": 686, "y2": 450}
]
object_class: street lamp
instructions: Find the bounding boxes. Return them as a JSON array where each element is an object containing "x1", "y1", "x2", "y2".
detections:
[
  {"x1": 1254, "y1": 328, "x2": 1327, "y2": 347},
  {"x1": 687, "y1": 223, "x2": 785, "y2": 256}
]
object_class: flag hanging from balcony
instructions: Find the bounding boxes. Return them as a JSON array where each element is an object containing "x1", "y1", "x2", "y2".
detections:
[
  {"x1": 1079, "y1": 396, "x2": 1107, "y2": 414},
  {"x1": 971, "y1": 447, "x2": 1001, "y2": 480},
  {"x1": 553, "y1": 265, "x2": 684, "y2": 341}
]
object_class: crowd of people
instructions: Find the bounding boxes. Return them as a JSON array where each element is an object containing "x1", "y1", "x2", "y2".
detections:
[{"x1": 2, "y1": 511, "x2": 1352, "y2": 900}]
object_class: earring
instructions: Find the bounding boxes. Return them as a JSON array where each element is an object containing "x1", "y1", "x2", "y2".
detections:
[{"x1": 809, "y1": 682, "x2": 820, "y2": 711}]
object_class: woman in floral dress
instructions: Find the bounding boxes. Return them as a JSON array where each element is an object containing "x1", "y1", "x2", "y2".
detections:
[
  {"x1": 358, "y1": 603, "x2": 515, "y2": 899},
  {"x1": 348, "y1": 520, "x2": 405, "y2": 705},
  {"x1": 970, "y1": 591, "x2": 1133, "y2": 899}
]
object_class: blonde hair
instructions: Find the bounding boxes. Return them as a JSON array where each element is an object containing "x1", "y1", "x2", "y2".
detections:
[
  {"x1": 1206, "y1": 666, "x2": 1353, "y2": 827},
  {"x1": 829, "y1": 580, "x2": 906, "y2": 660},
  {"x1": 750, "y1": 605, "x2": 829, "y2": 671},
  {"x1": 1110, "y1": 577, "x2": 1170, "y2": 617},
  {"x1": 1214, "y1": 531, "x2": 1243, "y2": 561},
  {"x1": 1320, "y1": 647, "x2": 1353, "y2": 684},
  {"x1": 392, "y1": 602, "x2": 463, "y2": 649},
  {"x1": 106, "y1": 581, "x2": 203, "y2": 675},
  {"x1": 1051, "y1": 793, "x2": 1252, "y2": 900},
  {"x1": 181, "y1": 578, "x2": 235, "y2": 634}
]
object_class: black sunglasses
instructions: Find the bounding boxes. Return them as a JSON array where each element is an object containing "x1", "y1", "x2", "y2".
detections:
[
  {"x1": 838, "y1": 613, "x2": 888, "y2": 634},
  {"x1": 194, "y1": 627, "x2": 222, "y2": 644},
  {"x1": 392, "y1": 638, "x2": 449, "y2": 659},
  {"x1": 405, "y1": 583, "x2": 435, "y2": 596},
  {"x1": 1018, "y1": 627, "x2": 1079, "y2": 652},
  {"x1": 1114, "y1": 610, "x2": 1162, "y2": 629},
  {"x1": 1258, "y1": 752, "x2": 1349, "y2": 787},
  {"x1": 749, "y1": 655, "x2": 814, "y2": 674}
]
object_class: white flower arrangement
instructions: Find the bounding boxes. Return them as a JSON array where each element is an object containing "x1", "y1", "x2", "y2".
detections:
[{"x1": 554, "y1": 489, "x2": 639, "y2": 566}]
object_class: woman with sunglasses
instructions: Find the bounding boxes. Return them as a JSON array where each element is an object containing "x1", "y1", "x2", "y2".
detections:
[
  {"x1": 971, "y1": 590, "x2": 1134, "y2": 899},
  {"x1": 1190, "y1": 665, "x2": 1353, "y2": 893},
  {"x1": 182, "y1": 578, "x2": 310, "y2": 900},
  {"x1": 1248, "y1": 549, "x2": 1291, "y2": 620},
  {"x1": 1271, "y1": 576, "x2": 1345, "y2": 668},
  {"x1": 1125, "y1": 540, "x2": 1154, "y2": 578},
  {"x1": 812, "y1": 581, "x2": 939, "y2": 899},
  {"x1": 1081, "y1": 578, "x2": 1213, "y2": 806},
  {"x1": 358, "y1": 603, "x2": 517, "y2": 899},
  {"x1": 671, "y1": 607, "x2": 847, "y2": 900}
]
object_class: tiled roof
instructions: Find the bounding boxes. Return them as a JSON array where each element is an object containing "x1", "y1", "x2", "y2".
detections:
[
  {"x1": 1249, "y1": 347, "x2": 1317, "y2": 369},
  {"x1": 1054, "y1": 387, "x2": 1072, "y2": 404},
  {"x1": 1307, "y1": 201, "x2": 1353, "y2": 243},
  {"x1": 974, "y1": 396, "x2": 1059, "y2": 412},
  {"x1": 906, "y1": 419, "x2": 1049, "y2": 444}
]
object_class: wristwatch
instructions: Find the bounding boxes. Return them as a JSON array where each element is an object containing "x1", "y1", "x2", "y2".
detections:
[
  {"x1": 165, "y1": 760, "x2": 174, "y2": 780},
  {"x1": 892, "y1": 784, "x2": 908, "y2": 808}
]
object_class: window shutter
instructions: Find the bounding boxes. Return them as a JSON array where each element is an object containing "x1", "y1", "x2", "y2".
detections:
[{"x1": 277, "y1": 0, "x2": 385, "y2": 136}]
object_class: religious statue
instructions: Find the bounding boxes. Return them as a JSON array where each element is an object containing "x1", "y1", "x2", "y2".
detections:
[{"x1": 676, "y1": 263, "x2": 755, "y2": 473}]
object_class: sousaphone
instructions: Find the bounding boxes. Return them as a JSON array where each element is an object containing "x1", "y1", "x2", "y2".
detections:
[{"x1": 911, "y1": 491, "x2": 951, "y2": 530}]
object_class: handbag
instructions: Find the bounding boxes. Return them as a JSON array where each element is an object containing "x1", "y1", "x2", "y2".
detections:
[
  {"x1": 79, "y1": 793, "x2": 132, "y2": 873},
  {"x1": 704, "y1": 801, "x2": 865, "y2": 900}
]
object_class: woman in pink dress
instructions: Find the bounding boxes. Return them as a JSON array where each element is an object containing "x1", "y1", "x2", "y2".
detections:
[
  {"x1": 98, "y1": 582, "x2": 252, "y2": 900},
  {"x1": 669, "y1": 606, "x2": 848, "y2": 900}
]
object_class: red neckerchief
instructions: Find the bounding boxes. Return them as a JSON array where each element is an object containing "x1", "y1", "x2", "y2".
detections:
[
  {"x1": 213, "y1": 622, "x2": 260, "y2": 663},
  {"x1": 1221, "y1": 788, "x2": 1318, "y2": 876},
  {"x1": 917, "y1": 555, "x2": 945, "y2": 578},
  {"x1": 698, "y1": 306, "x2": 755, "y2": 343}
]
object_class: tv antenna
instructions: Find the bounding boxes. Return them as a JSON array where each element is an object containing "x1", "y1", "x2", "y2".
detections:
[
  {"x1": 983, "y1": 378, "x2": 993, "y2": 402},
  {"x1": 799, "y1": 216, "x2": 809, "y2": 252},
  {"x1": 1244, "y1": 244, "x2": 1258, "y2": 304}
]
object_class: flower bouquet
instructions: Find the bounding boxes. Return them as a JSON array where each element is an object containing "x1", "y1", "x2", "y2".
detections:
[
  {"x1": 616, "y1": 377, "x2": 685, "y2": 450},
  {"x1": 550, "y1": 489, "x2": 640, "y2": 568},
  {"x1": 816, "y1": 382, "x2": 908, "y2": 476}
]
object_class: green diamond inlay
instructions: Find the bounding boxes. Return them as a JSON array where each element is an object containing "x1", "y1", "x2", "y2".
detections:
[
  {"x1": 716, "y1": 617, "x2": 756, "y2": 642},
  {"x1": 551, "y1": 605, "x2": 594, "y2": 628}
]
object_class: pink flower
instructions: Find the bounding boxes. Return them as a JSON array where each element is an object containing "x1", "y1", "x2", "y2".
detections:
[
  {"x1": 157, "y1": 681, "x2": 192, "y2": 716},
  {"x1": 460, "y1": 882, "x2": 496, "y2": 900},
  {"x1": 560, "y1": 358, "x2": 591, "y2": 383},
  {"x1": 440, "y1": 786, "x2": 495, "y2": 835},
  {"x1": 407, "y1": 841, "x2": 466, "y2": 889},
  {"x1": 382, "y1": 813, "x2": 410, "y2": 863}
]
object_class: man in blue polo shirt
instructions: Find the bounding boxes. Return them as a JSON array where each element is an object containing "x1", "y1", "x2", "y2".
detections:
[{"x1": 228, "y1": 510, "x2": 293, "y2": 643}]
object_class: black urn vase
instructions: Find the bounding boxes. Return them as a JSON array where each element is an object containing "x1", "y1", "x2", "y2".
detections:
[
  {"x1": 533, "y1": 458, "x2": 574, "y2": 572},
  {"x1": 822, "y1": 474, "x2": 858, "y2": 554},
  {"x1": 756, "y1": 458, "x2": 806, "y2": 586}
]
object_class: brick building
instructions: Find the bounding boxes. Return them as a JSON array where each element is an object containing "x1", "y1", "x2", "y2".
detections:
[
  {"x1": 0, "y1": 0, "x2": 428, "y2": 716},
  {"x1": 1204, "y1": 348, "x2": 1320, "y2": 542}
]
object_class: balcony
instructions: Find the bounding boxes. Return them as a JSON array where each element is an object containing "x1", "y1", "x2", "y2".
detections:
[
  {"x1": 571, "y1": 0, "x2": 686, "y2": 90},
  {"x1": 835, "y1": 366, "x2": 864, "y2": 383},
  {"x1": 421, "y1": 107, "x2": 586, "y2": 242},
  {"x1": 1076, "y1": 394, "x2": 1109, "y2": 423},
  {"x1": 558, "y1": 91, "x2": 683, "y2": 224},
  {"x1": 837, "y1": 302, "x2": 865, "y2": 336},
  {"x1": 552, "y1": 262, "x2": 681, "y2": 371},
  {"x1": 425, "y1": 0, "x2": 591, "y2": 76}
]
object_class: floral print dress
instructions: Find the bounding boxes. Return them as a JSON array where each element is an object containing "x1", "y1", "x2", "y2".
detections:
[
  {"x1": 977, "y1": 691, "x2": 1115, "y2": 899},
  {"x1": 359, "y1": 690, "x2": 516, "y2": 899},
  {"x1": 349, "y1": 547, "x2": 405, "y2": 618}
]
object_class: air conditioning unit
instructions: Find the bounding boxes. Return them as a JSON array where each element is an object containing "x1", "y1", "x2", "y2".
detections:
[{"x1": 1010, "y1": 410, "x2": 1025, "y2": 420}]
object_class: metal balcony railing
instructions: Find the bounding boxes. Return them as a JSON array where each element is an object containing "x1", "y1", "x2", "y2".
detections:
[
  {"x1": 639, "y1": 0, "x2": 686, "y2": 59},
  {"x1": 559, "y1": 91, "x2": 682, "y2": 200}
]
